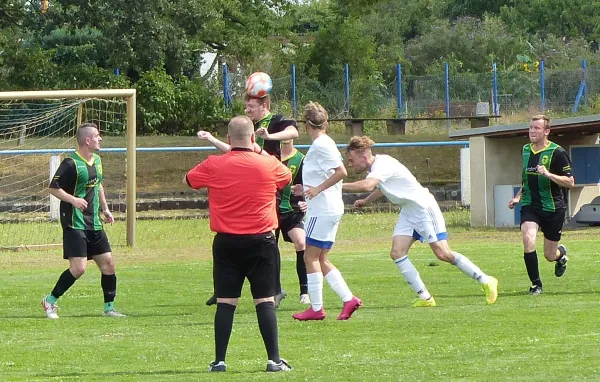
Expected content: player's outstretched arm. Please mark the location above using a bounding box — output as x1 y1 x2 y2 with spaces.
364 189 384 204
197 130 231 153
256 125 298 141
343 178 380 193
304 165 347 199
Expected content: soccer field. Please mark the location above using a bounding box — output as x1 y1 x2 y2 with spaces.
1 211 599 381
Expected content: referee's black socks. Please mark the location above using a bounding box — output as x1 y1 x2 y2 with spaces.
214 303 236 363
524 251 542 287
256 301 280 363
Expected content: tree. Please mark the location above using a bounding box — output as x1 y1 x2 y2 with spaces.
500 0 600 42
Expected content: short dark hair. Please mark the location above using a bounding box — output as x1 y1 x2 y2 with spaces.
76 122 99 145
244 94 271 109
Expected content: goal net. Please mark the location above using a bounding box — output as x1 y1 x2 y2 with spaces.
0 89 136 250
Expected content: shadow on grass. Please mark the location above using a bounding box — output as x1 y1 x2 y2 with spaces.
0 312 206 319
34 368 262 378
435 289 600 299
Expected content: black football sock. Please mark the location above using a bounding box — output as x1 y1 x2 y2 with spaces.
296 250 308 295
214 303 236 363
50 269 78 299
524 251 542 287
256 301 280 363
101 274 117 303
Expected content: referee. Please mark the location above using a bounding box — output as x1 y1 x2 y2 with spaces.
185 116 293 373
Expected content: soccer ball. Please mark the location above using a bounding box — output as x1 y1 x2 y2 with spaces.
245 72 272 99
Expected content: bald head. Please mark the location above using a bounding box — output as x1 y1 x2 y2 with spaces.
227 116 255 148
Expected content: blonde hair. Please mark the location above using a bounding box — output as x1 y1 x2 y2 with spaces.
347 136 375 153
531 114 551 130
303 101 328 130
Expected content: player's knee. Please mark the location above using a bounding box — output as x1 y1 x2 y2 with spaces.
104 259 116 273
522 232 536 247
390 248 408 260
433 249 453 263
98 255 116 274
69 264 86 278
293 240 305 251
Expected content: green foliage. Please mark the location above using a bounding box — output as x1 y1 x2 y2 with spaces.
406 17 526 74
500 0 600 42
175 77 228 135
439 0 511 19
135 67 178 135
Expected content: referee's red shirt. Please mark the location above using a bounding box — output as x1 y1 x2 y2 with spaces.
186 148 292 234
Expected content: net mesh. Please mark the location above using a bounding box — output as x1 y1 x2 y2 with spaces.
0 97 127 249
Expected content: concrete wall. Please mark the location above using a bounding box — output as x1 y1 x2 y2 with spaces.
469 137 487 226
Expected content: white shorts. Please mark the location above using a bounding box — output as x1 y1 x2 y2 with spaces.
305 215 342 249
393 201 447 244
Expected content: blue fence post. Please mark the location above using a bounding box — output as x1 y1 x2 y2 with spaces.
444 62 450 130
291 64 297 119
582 59 588 106
344 63 350 115
396 64 403 117
539 60 545 113
573 59 588 113
492 63 499 116
222 63 230 110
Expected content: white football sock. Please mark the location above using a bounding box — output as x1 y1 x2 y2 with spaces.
307 272 324 312
394 256 432 300
324 268 353 302
452 252 489 284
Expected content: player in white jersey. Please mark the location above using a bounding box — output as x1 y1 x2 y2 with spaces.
291 102 362 321
343 136 498 306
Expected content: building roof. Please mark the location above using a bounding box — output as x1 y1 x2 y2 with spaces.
449 114 600 139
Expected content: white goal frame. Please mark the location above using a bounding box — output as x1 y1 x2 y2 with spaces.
0 89 137 247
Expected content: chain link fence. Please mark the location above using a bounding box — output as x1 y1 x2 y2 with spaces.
222 62 594 120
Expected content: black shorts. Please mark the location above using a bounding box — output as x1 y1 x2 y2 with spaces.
62 228 112 260
278 211 305 243
520 205 566 242
212 232 281 299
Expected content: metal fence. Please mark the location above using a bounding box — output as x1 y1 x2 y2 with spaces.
222 60 593 119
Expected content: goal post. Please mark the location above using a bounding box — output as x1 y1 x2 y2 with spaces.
0 89 137 248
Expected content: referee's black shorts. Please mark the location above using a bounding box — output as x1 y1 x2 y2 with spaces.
520 205 566 242
212 231 281 299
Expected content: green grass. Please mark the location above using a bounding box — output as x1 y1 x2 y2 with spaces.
1 211 600 381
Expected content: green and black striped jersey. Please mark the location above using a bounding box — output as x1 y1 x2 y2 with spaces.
49 152 105 230
279 149 305 214
521 142 572 212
